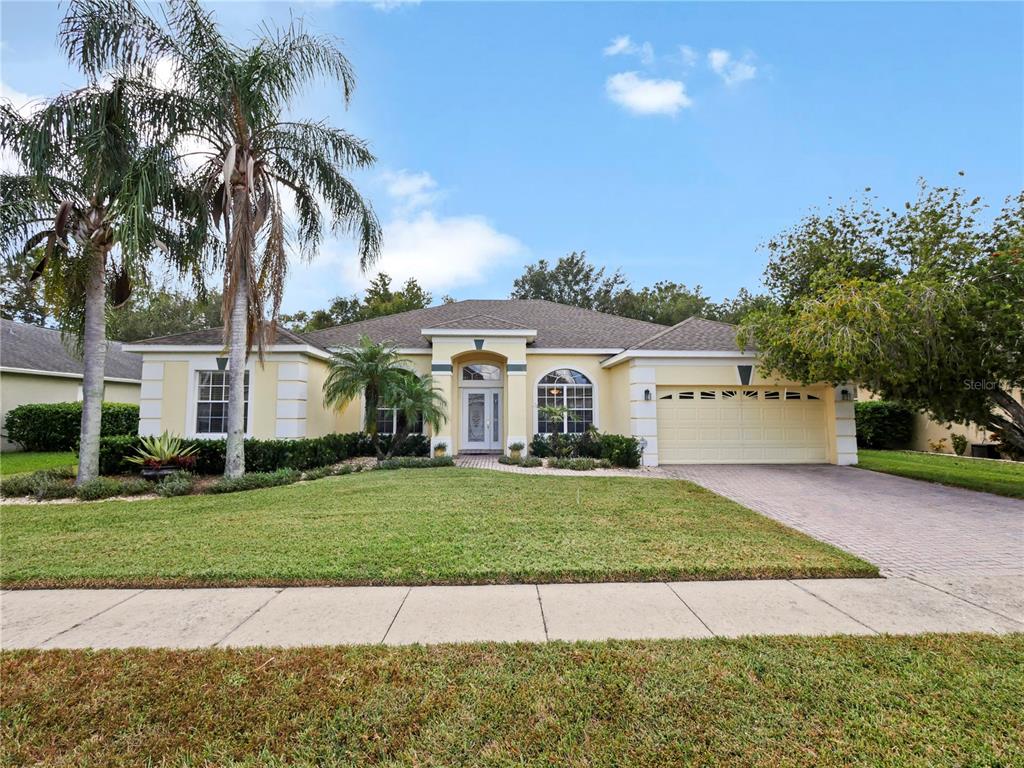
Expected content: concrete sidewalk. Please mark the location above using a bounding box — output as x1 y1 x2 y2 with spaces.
3 575 1021 649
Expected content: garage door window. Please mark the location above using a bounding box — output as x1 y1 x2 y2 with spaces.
537 369 594 434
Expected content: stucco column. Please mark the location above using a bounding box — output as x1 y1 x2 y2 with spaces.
629 363 659 467
829 383 858 465
430 357 454 455
138 361 164 436
275 362 308 439
506 359 528 452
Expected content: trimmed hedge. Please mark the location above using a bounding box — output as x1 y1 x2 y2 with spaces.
855 401 915 449
99 432 429 476
529 431 641 468
4 402 139 451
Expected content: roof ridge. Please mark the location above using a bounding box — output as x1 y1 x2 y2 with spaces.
626 315 697 351
429 312 529 329
525 298 668 329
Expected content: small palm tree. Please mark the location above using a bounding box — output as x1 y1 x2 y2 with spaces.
0 79 208 483
323 336 409 453
383 372 447 459
64 0 383 477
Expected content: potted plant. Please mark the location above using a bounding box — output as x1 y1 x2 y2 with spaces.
433 441 447 458
508 441 525 462
127 432 199 480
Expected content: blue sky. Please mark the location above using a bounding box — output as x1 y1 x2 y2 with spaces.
2 1 1021 315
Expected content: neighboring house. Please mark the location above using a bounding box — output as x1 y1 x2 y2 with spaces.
858 386 1021 455
123 299 857 466
0 319 142 451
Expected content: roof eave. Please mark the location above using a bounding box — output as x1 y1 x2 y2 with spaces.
600 349 757 368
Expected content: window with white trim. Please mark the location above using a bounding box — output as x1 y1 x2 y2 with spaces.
536 369 594 434
196 370 249 434
376 407 424 435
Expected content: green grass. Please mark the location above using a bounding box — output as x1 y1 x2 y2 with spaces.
0 468 875 588
0 451 76 477
3 634 1022 766
856 449 1024 498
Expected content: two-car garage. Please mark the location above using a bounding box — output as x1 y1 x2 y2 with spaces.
656 386 830 464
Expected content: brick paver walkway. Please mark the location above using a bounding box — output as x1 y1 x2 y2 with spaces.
662 465 1024 578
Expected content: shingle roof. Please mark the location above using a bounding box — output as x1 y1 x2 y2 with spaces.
304 300 667 349
0 319 143 380
126 325 323 349
628 316 746 352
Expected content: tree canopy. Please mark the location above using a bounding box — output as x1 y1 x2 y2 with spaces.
740 181 1024 452
282 274 432 332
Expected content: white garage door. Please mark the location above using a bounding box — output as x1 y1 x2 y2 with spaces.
657 387 829 464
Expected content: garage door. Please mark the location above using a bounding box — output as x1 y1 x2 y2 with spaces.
657 387 828 464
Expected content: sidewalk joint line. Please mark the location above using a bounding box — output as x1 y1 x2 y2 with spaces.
535 585 549 641
664 582 715 637
905 575 1024 627
37 588 147 647
214 588 285 647
787 580 879 635
381 587 412 644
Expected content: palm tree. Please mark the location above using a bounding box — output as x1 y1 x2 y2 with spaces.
63 0 383 477
383 372 447 459
0 79 208 483
323 335 408 455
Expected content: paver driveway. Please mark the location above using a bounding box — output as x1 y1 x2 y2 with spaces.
663 464 1024 579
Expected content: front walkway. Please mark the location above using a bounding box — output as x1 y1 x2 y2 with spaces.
662 464 1024 579
3 576 1021 649
454 453 670 477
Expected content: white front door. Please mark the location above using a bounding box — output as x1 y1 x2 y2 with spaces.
461 388 502 451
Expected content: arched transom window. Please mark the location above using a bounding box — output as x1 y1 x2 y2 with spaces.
462 363 501 381
537 369 594 434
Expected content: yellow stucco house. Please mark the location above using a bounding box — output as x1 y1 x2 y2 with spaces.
0 319 142 451
123 299 858 467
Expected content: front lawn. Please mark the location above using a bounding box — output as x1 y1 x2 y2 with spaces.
0 451 76 477
0 468 875 587
3 634 1021 766
856 449 1024 498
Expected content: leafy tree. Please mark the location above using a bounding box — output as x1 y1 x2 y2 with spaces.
322 335 409 456
711 288 774 325
741 182 1024 453
0 77 207 483
608 281 718 326
282 274 432 332
511 251 626 311
0 249 51 326
67 0 383 477
106 287 222 342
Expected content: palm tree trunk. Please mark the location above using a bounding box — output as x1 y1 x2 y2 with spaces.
223 274 248 478
76 247 107 485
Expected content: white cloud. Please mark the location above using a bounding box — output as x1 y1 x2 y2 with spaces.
679 45 698 67
371 0 421 11
339 210 522 293
708 48 757 86
281 169 524 310
382 169 440 214
603 35 654 66
605 71 692 116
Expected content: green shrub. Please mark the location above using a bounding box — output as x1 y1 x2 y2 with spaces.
599 434 641 468
951 433 969 456
0 472 37 497
99 432 428 476
208 469 300 495
498 455 520 465
377 456 454 470
301 466 332 481
508 441 525 452
547 457 598 471
156 472 194 497
520 456 543 468
76 477 155 501
529 431 640 467
855 401 915 449
3 402 139 451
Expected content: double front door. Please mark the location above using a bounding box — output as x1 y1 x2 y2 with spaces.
461 388 502 451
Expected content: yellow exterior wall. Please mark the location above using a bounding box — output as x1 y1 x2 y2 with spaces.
1 371 140 451
159 361 189 435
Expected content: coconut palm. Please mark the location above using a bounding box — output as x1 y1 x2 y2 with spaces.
382 372 447 459
62 0 383 477
0 79 209 483
323 335 408 454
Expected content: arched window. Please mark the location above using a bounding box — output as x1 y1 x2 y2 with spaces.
537 369 594 434
462 363 501 381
